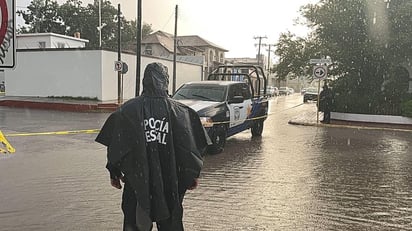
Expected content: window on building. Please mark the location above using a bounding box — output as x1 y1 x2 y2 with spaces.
57 43 65 48
145 45 152 55
209 50 214 63
38 41 46 48
220 53 224 63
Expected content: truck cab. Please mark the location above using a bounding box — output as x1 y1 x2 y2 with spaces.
172 65 269 154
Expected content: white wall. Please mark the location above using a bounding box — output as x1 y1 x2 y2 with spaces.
49 37 86 49
101 52 203 101
5 49 203 102
6 50 101 99
331 112 412 125
17 36 52 49
17 34 87 49
101 51 136 101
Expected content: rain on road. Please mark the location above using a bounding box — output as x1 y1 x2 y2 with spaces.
0 94 411 230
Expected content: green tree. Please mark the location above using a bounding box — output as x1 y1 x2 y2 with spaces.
274 32 305 81
385 0 412 64
58 0 98 47
274 32 324 83
111 20 153 52
18 0 153 51
17 0 65 34
274 0 412 115
82 0 118 49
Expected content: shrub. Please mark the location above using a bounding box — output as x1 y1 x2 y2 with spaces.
401 100 412 117
330 72 409 116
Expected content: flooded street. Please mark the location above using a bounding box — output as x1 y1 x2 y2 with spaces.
1 94 412 230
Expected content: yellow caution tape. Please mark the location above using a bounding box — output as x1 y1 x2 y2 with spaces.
0 102 277 154
209 114 268 125
0 130 16 154
5 129 100 137
0 129 100 154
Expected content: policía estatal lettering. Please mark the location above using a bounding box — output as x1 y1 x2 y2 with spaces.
143 117 169 144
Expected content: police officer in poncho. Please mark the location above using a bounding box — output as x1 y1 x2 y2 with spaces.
96 62 210 231
319 84 333 124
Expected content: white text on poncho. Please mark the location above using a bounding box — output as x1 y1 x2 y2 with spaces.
144 117 169 144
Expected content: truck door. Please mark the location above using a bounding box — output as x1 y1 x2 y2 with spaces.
228 83 252 128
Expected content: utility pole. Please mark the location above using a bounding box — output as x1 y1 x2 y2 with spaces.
135 0 142 96
172 5 178 94
117 4 122 104
266 44 275 76
98 0 101 48
254 36 267 67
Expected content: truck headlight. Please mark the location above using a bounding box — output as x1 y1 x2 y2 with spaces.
200 117 214 128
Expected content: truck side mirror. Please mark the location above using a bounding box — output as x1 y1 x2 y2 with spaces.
228 96 244 104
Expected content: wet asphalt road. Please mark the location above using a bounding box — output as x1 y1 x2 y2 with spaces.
0 94 411 231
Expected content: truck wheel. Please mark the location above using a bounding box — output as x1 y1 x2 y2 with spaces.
251 119 264 137
208 127 227 154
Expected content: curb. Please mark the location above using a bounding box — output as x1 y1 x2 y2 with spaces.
288 120 412 132
0 100 118 112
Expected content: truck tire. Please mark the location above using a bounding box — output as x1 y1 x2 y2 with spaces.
208 127 227 154
251 119 264 137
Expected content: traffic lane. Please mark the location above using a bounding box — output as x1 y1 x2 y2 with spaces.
283 97 412 230
0 134 121 231
1 97 412 230
185 96 322 230
306 127 412 230
183 95 412 230
0 107 110 134
0 108 121 231
0 99 306 231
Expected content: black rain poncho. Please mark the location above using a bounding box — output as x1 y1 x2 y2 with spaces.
96 63 209 230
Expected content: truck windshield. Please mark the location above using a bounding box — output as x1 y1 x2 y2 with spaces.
173 85 226 102
306 88 318 93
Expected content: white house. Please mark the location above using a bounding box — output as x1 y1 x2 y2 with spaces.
16 32 88 49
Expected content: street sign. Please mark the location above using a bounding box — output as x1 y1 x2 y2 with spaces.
309 58 332 64
122 62 128 74
114 61 123 71
313 65 327 79
0 0 16 68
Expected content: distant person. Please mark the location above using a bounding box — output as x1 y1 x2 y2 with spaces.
95 62 210 231
319 84 333 124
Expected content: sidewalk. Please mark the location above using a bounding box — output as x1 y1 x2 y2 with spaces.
0 96 119 112
289 109 412 131
288 109 320 127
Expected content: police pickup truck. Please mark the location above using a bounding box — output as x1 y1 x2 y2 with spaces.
172 65 269 154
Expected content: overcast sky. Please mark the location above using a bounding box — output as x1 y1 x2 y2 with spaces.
16 0 319 58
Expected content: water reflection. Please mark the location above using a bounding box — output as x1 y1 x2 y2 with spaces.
1 102 412 230
184 125 412 230
311 128 412 230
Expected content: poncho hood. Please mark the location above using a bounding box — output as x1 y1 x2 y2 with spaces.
142 62 169 97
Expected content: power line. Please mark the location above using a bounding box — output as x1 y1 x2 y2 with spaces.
161 11 174 31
